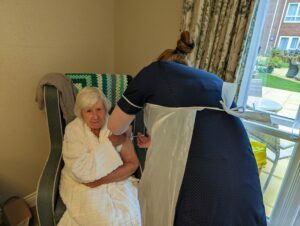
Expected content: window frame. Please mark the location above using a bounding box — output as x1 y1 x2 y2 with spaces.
237 0 300 224
284 3 300 23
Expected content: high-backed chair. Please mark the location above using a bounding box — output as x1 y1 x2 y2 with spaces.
36 73 146 226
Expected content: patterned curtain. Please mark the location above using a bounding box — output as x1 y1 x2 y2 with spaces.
180 0 257 82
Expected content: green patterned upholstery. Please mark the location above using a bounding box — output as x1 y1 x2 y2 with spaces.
37 73 146 226
65 73 132 109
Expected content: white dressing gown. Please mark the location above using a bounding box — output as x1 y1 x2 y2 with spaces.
58 118 141 226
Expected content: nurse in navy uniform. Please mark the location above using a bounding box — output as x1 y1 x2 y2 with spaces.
108 31 267 226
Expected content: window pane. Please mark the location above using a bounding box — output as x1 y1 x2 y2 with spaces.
287 17 295 21
287 4 297 16
297 7 300 16
278 38 288 49
290 38 299 49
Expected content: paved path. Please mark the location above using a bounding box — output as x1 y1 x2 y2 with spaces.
263 87 300 119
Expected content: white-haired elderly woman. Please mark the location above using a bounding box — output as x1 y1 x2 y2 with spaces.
58 87 141 226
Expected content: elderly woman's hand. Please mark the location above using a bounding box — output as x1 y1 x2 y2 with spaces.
83 180 102 188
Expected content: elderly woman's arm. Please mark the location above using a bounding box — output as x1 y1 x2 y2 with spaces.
84 136 139 188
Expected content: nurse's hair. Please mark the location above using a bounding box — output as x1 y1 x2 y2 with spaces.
157 31 194 66
74 87 111 118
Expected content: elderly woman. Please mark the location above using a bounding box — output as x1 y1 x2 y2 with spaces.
58 87 141 226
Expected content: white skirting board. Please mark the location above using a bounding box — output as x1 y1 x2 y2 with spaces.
24 191 36 208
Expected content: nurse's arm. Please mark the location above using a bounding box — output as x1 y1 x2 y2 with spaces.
108 105 135 135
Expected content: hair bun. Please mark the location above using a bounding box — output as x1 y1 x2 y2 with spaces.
176 31 194 54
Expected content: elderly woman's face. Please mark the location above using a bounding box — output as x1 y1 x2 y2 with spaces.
81 100 106 130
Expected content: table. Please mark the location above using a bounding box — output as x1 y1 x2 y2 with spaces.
247 96 283 113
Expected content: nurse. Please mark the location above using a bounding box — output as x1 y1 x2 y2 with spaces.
108 31 267 226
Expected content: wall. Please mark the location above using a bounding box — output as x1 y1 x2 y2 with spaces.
268 0 286 51
114 0 183 75
259 0 280 54
0 0 183 204
0 0 114 203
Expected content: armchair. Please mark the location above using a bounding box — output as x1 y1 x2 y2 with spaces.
36 73 146 226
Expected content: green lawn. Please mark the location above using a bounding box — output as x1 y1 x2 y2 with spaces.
258 73 300 92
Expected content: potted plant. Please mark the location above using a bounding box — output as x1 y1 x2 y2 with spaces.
283 49 300 78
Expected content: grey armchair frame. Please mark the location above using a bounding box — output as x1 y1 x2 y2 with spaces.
37 86 65 225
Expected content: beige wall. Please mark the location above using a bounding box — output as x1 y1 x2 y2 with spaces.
114 0 183 75
0 0 182 203
0 0 114 203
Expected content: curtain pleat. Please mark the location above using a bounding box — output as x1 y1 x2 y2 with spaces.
180 0 257 82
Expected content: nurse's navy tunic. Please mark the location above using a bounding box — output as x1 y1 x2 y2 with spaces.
117 61 267 226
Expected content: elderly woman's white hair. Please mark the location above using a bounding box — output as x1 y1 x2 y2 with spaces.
74 87 111 118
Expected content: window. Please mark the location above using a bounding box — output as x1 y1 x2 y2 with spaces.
278 37 289 49
278 36 300 50
290 38 299 49
284 3 300 22
237 0 300 224
290 37 300 49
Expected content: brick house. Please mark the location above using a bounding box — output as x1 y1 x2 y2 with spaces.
260 0 300 54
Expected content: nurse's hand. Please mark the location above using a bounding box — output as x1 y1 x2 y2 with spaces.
137 132 151 148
